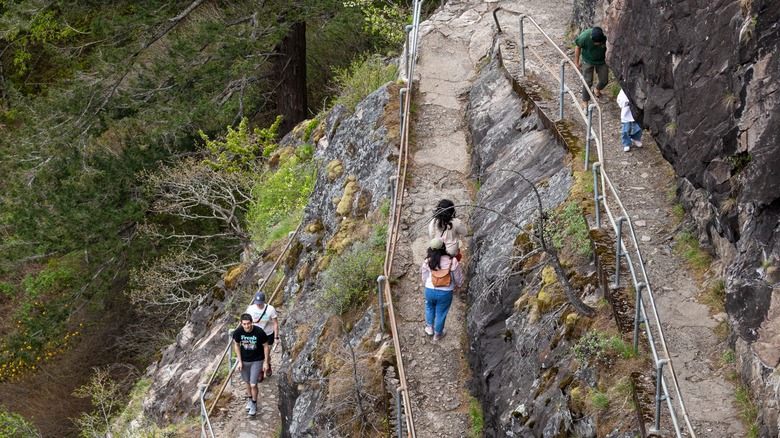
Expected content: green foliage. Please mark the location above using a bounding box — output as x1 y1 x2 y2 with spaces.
573 330 634 366
675 229 712 271
319 240 383 314
0 255 85 383
73 367 125 438
343 0 410 49
672 203 686 223
549 202 592 258
248 160 317 248
201 117 281 173
333 55 399 112
722 349 736 364
0 404 40 438
469 398 484 438
735 384 759 434
590 391 610 410
303 118 320 142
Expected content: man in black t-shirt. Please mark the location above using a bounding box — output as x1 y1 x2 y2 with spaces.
232 313 269 416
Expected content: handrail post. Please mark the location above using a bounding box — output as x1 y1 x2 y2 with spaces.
614 217 626 288
404 25 413 77
492 7 503 33
199 383 213 438
227 329 235 385
592 162 602 228
585 104 595 169
633 282 646 351
399 88 408 128
518 15 526 76
397 387 404 438
558 60 565 120
378 275 387 331
652 359 670 434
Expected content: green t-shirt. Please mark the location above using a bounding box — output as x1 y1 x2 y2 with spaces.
575 29 607 65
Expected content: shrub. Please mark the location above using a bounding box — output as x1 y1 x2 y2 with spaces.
332 55 398 112
590 391 610 410
319 240 383 314
0 405 40 437
248 160 317 249
550 201 592 258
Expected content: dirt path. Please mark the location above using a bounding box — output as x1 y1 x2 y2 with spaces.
495 0 745 436
211 328 283 438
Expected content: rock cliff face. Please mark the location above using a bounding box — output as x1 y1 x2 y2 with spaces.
604 0 780 435
466 53 606 437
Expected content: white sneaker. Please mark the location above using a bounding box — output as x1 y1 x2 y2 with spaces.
424 326 434 336
632 140 643 147
245 398 253 411
248 401 257 416
623 145 631 152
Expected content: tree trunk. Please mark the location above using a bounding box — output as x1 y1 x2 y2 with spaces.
274 21 307 135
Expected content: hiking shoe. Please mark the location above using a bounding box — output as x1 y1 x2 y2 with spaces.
258 371 264 383
433 330 447 341
593 88 602 98
265 365 272 377
623 145 631 152
632 140 643 147
248 401 257 416
245 397 254 412
424 326 434 336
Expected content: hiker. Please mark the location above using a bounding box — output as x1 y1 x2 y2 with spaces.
616 89 643 152
421 237 464 341
245 291 279 379
428 199 467 261
573 26 608 109
233 313 269 416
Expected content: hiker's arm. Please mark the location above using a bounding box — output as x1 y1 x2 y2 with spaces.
233 341 243 371
574 46 581 69
263 343 270 371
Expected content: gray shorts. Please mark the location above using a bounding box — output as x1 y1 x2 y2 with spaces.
240 361 262 384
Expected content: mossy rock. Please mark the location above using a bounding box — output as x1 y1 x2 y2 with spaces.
336 178 360 217
306 218 324 234
325 159 344 182
314 254 333 274
564 312 579 337
297 263 311 282
514 292 533 310
224 263 247 290
285 241 303 271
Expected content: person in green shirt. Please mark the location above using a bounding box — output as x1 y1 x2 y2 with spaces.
574 27 608 109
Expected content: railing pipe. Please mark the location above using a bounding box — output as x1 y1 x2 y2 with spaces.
199 384 215 438
653 359 670 433
592 162 602 228
399 89 408 125
614 216 626 288
558 60 565 120
633 282 646 351
585 104 595 169
227 329 235 385
518 16 526 76
397 387 404 438
378 276 387 331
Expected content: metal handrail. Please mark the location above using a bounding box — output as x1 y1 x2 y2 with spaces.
198 223 303 435
375 1 427 437
493 9 696 437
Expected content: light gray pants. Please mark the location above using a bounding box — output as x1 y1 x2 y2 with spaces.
582 62 609 102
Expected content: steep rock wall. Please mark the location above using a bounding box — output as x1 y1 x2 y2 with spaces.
605 0 780 435
466 52 608 437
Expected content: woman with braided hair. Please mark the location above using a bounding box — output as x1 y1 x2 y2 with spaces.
427 199 467 261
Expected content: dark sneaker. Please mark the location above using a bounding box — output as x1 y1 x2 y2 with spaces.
258 371 264 383
266 365 272 377
433 330 447 341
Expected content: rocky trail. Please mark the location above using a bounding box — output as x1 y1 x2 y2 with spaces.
209 0 745 437
494 0 745 436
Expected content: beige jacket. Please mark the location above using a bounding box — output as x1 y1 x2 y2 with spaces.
428 217 467 256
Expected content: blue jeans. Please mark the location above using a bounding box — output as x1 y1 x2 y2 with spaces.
621 121 642 147
425 288 453 334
